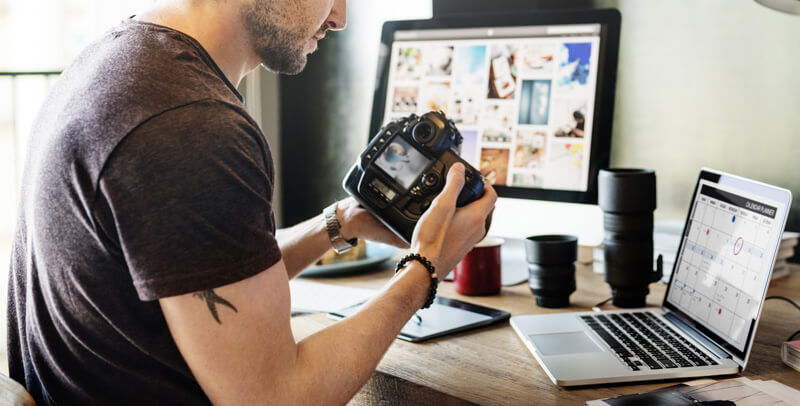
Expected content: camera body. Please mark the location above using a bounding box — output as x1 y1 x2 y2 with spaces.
343 111 485 244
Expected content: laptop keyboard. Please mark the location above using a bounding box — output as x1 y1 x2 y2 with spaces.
580 312 718 372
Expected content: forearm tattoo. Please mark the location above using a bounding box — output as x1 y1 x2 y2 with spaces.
193 289 238 324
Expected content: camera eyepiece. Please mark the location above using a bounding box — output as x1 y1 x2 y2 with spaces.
412 122 436 144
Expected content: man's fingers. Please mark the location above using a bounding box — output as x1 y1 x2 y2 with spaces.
415 164 466 240
432 163 466 211
477 184 498 216
457 182 497 214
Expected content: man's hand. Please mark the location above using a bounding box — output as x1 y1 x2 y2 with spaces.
338 197 408 248
277 197 406 278
411 163 497 278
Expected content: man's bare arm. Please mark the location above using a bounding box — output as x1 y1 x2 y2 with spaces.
275 211 332 278
160 258 430 405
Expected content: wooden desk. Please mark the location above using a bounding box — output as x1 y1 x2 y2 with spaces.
291 258 800 405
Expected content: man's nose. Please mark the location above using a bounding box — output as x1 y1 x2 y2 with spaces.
326 0 347 31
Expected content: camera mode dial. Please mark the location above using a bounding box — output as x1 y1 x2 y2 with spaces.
421 172 440 189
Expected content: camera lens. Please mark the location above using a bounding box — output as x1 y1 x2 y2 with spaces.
598 169 662 308
412 122 436 144
603 212 653 240
524 235 577 308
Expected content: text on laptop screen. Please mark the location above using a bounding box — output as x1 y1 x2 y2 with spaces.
667 180 784 352
383 24 601 192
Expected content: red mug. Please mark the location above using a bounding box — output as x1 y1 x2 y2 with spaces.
453 237 503 296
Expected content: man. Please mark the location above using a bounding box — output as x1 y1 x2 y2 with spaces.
7 0 497 404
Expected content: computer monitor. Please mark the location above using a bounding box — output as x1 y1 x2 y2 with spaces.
370 9 621 244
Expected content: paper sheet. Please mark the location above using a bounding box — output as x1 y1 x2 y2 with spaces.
289 279 377 313
745 379 800 404
588 378 799 406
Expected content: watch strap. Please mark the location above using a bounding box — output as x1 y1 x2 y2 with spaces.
324 202 358 254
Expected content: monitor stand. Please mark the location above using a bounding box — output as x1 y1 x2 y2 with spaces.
489 197 604 245
488 197 604 286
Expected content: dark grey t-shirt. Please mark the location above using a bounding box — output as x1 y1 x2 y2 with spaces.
7 20 282 405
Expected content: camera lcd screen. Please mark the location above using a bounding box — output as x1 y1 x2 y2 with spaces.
375 137 431 190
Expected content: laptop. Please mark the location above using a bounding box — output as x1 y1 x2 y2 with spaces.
510 168 792 386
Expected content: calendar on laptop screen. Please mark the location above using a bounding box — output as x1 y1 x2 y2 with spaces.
667 181 783 352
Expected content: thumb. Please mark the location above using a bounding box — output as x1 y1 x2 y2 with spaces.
432 163 466 210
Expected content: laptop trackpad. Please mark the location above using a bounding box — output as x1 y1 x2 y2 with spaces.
530 332 602 356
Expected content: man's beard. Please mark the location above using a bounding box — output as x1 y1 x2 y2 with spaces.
240 0 314 75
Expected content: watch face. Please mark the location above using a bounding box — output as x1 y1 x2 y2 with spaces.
332 237 356 254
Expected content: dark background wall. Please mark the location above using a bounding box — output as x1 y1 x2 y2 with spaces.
279 30 358 226
432 0 595 15
279 0 800 262
279 1 404 226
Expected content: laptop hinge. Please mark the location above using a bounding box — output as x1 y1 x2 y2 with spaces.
663 310 731 360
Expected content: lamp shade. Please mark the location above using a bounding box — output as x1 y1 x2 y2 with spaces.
755 0 800 14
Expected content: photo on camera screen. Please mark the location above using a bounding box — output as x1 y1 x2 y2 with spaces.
375 137 431 190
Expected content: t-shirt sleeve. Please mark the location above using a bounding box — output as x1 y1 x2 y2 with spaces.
96 100 282 301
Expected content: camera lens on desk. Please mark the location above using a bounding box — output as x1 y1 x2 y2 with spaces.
598 169 663 308
524 235 578 308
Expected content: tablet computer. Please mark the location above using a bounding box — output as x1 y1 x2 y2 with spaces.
329 297 510 342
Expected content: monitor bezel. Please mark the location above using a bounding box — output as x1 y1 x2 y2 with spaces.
662 168 792 367
369 8 621 204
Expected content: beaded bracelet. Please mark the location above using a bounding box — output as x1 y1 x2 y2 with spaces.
395 253 438 309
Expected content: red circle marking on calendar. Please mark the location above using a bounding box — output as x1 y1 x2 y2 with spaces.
733 237 744 255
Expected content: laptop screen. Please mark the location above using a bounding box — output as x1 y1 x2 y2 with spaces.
665 172 789 358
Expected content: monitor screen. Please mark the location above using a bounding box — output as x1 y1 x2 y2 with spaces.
380 23 602 192
666 176 787 355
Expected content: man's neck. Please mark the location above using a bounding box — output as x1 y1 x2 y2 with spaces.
137 1 260 87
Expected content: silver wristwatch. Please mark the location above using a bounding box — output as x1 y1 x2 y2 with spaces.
323 202 358 254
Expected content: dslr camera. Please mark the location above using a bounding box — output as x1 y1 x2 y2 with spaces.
343 111 486 244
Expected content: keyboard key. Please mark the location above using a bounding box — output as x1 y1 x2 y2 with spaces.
580 312 720 372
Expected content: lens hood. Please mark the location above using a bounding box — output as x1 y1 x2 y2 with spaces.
524 235 578 266
598 169 656 213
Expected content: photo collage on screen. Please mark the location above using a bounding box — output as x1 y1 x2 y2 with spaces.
383 33 600 192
